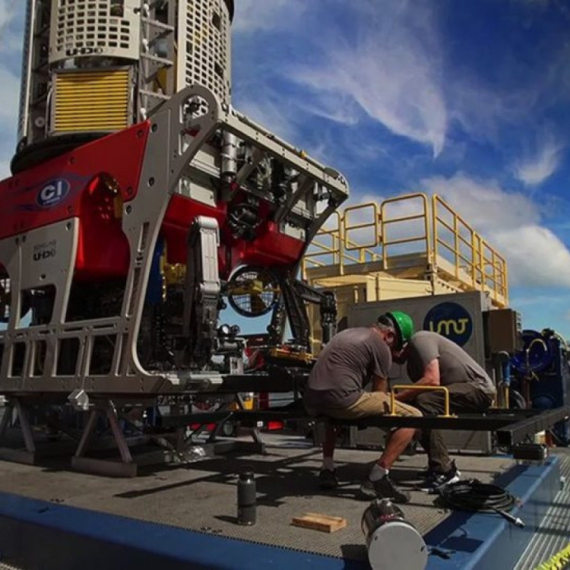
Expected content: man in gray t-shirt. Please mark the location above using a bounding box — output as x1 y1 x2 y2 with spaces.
304 326 393 410
303 313 422 504
397 330 496 489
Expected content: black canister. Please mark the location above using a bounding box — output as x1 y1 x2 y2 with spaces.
237 470 257 526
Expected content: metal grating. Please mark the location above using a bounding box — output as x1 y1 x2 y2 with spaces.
178 0 232 104
49 0 141 63
514 449 570 570
52 69 130 133
0 435 513 562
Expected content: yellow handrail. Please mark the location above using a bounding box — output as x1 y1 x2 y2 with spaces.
302 192 509 307
381 193 431 269
390 385 456 418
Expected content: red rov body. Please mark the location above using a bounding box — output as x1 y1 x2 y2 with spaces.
1 122 305 284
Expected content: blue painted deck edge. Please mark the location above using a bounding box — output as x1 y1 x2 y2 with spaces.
0 491 368 570
425 455 561 570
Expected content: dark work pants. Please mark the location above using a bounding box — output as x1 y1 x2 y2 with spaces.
413 383 494 473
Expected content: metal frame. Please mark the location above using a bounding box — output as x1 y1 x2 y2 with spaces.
0 84 348 398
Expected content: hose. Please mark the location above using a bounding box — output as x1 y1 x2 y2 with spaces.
439 479 524 528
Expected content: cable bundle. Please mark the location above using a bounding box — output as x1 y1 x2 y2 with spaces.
439 479 524 527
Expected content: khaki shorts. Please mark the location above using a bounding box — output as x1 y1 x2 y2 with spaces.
306 391 422 419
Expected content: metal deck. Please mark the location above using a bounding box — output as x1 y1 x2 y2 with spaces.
0 432 516 565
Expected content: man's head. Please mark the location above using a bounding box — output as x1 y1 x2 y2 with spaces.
373 311 414 356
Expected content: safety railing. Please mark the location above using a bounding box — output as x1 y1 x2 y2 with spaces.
302 192 509 306
432 196 508 305
302 193 429 275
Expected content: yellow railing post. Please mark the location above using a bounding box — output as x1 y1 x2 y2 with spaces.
390 385 456 418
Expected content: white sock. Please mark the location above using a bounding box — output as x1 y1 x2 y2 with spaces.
323 457 335 472
369 464 389 482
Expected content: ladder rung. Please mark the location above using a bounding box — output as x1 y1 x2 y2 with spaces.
139 89 170 101
140 53 174 66
141 17 175 33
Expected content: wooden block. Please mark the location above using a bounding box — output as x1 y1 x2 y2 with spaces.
291 512 347 533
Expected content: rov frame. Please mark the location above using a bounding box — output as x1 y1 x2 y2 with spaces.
0 84 348 399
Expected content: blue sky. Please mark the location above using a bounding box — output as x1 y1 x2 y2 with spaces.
231 0 570 338
1 1 570 337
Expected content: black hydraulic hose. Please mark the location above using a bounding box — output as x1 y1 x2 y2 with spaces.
439 479 524 527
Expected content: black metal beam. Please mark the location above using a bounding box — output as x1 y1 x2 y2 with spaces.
218 370 308 393
154 405 570 449
496 405 570 447
233 410 525 431
157 411 235 428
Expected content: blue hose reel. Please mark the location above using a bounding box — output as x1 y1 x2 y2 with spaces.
510 330 555 374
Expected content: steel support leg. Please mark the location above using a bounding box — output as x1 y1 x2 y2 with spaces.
74 409 99 458
0 399 37 464
0 401 12 442
14 400 36 454
72 401 137 477
106 404 133 464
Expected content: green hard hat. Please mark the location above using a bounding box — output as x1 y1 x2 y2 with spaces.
386 311 414 348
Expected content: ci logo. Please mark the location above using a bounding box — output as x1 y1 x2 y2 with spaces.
423 302 473 346
37 179 70 208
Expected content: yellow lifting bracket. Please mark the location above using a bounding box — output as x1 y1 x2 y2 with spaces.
389 385 456 418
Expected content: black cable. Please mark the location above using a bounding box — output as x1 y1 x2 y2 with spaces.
439 479 524 527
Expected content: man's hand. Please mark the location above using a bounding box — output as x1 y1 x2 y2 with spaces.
396 358 440 401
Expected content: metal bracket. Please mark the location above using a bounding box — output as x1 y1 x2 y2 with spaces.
182 216 221 368
68 389 90 412
72 401 137 478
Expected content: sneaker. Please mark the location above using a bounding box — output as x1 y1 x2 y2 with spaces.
418 462 461 493
360 474 411 504
318 469 338 490
419 467 436 481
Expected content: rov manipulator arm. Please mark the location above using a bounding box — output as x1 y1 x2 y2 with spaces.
278 276 338 351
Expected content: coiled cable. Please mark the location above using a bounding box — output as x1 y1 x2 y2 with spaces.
439 479 524 527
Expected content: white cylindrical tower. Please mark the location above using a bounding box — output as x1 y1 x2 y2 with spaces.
13 0 235 172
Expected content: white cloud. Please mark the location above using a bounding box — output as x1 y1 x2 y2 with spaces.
233 0 306 34
419 173 570 288
492 225 570 287
289 2 447 157
514 136 565 186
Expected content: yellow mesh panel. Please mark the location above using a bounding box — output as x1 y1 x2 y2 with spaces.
54 70 130 133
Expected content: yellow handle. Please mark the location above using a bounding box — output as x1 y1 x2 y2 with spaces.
390 385 456 418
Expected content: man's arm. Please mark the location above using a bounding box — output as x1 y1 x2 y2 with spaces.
372 375 389 393
396 358 440 402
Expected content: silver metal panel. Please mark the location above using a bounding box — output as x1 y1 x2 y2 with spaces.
177 0 232 104
514 449 570 569
49 0 141 63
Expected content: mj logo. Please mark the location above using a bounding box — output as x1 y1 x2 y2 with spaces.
423 302 473 346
